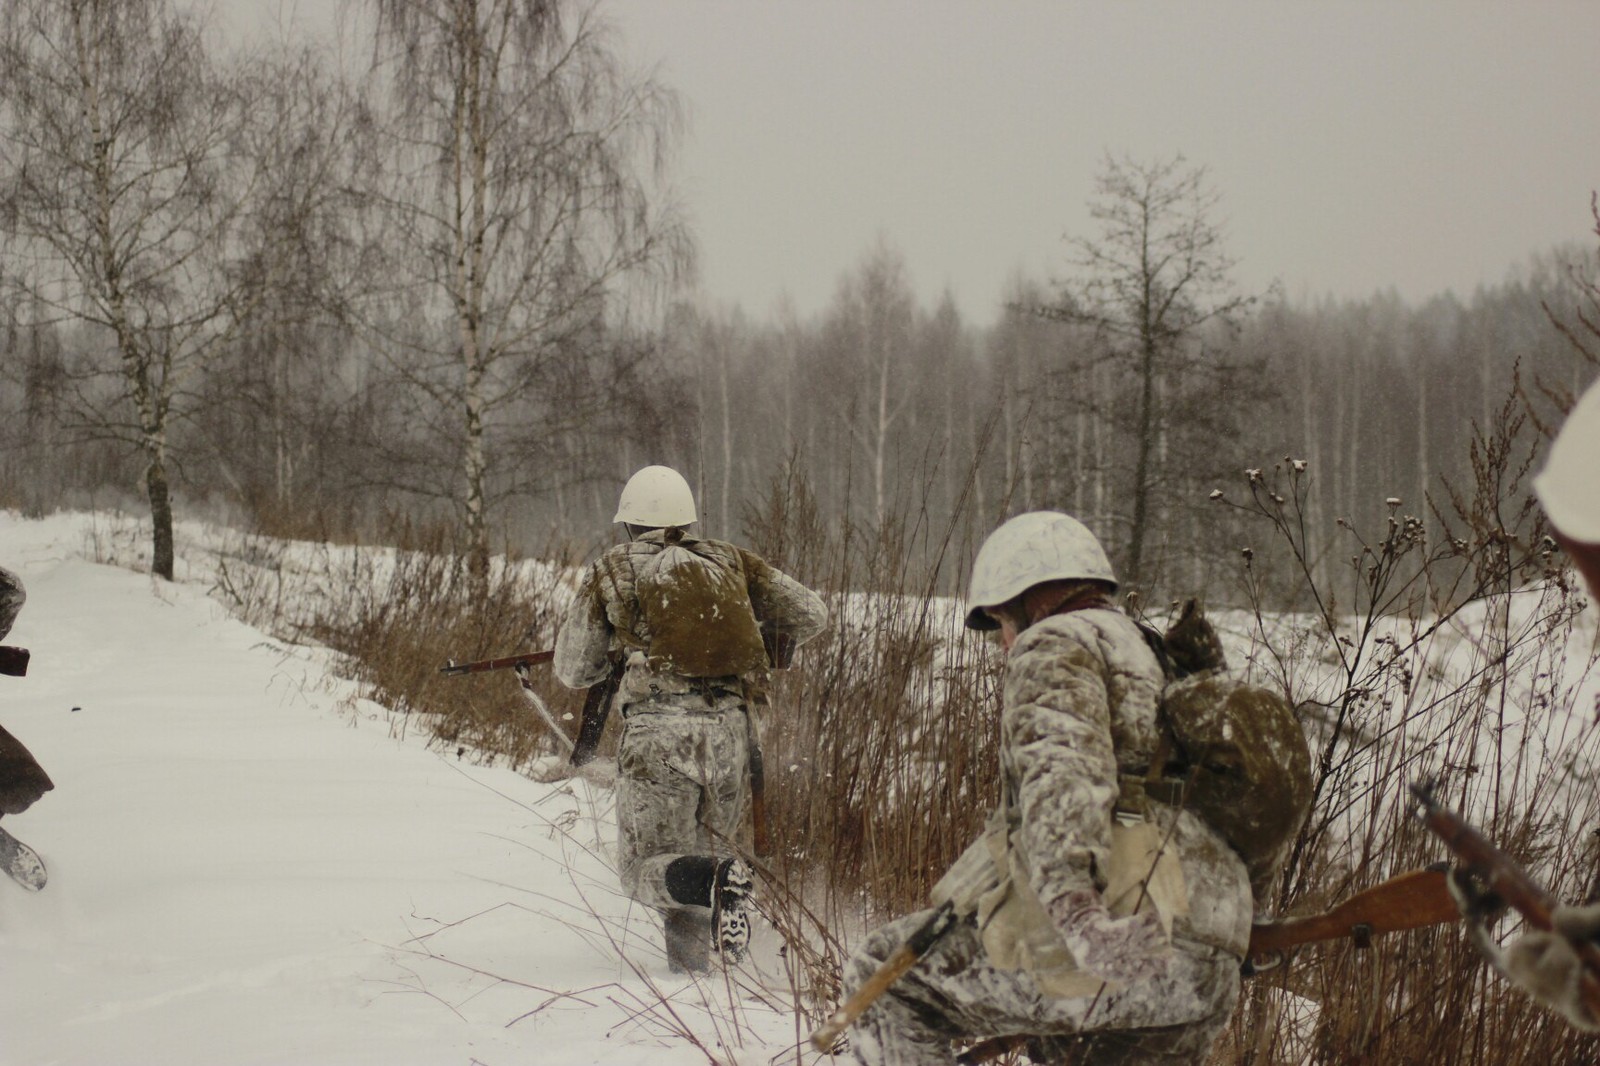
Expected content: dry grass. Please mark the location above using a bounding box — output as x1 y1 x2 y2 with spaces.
198 386 1600 1064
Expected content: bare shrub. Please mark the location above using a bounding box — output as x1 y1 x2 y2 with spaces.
1212 391 1600 1065
195 371 1600 1063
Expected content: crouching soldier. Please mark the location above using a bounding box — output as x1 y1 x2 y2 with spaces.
554 465 828 973
842 512 1252 1065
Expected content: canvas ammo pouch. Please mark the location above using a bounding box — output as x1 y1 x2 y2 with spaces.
631 534 768 679
931 789 1189 998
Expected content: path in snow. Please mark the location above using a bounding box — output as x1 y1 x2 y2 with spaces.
0 513 812 1066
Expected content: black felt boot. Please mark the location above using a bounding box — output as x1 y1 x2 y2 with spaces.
664 908 711 973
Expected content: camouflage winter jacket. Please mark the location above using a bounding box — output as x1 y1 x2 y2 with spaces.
997 607 1253 959
0 566 23 642
553 530 828 710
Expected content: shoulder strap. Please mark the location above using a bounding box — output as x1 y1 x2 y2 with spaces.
597 547 646 652
1134 619 1178 682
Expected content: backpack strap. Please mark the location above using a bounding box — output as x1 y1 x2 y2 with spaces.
1128 618 1192 815
1134 618 1178 682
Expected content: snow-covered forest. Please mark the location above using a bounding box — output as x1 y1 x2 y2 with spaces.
5 2 1600 1064
1 1 1596 599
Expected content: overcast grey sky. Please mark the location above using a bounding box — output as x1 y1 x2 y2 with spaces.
226 1 1600 326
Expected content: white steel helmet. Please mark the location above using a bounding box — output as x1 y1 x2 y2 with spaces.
965 511 1117 630
1535 378 1600 543
613 465 697 527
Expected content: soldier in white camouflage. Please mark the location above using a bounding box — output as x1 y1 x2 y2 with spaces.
843 512 1252 1065
554 466 828 973
1535 376 1600 603
0 566 22 642
1472 376 1600 1030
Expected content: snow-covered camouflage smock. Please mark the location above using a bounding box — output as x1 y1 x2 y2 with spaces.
554 530 826 923
845 606 1252 1066
0 566 23 642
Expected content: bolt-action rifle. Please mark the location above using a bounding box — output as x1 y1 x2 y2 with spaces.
1245 864 1460 968
439 649 620 766
810 901 960 1053
1412 781 1600 1020
438 650 554 676
811 866 1464 1057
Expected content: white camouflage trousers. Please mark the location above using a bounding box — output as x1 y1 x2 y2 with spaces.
845 910 1239 1066
615 700 749 914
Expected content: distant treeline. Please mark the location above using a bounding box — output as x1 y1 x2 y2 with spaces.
4 239 1593 600
0 1 1594 605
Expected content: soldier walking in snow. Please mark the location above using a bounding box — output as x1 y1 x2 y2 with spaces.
841 512 1255 1065
553 465 828 973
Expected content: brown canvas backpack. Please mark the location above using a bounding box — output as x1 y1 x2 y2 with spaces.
1141 601 1314 897
632 532 769 679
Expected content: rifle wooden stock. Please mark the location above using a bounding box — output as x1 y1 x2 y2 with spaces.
569 661 623 768
1248 867 1459 957
1412 783 1600 1017
944 867 1453 977
811 901 959 1053
0 646 28 677
747 719 769 857
438 650 555 676
441 650 617 769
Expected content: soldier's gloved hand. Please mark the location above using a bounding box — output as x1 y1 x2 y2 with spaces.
1553 902 1600 943
1050 890 1171 985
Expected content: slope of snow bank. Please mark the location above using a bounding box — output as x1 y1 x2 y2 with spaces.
0 513 811 1066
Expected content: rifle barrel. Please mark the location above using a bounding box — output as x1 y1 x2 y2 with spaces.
1412 784 1600 1017
439 650 555 676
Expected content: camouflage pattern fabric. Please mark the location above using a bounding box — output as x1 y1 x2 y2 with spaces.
553 529 826 967
615 701 749 913
846 913 1239 1066
0 566 24 642
991 609 1252 960
554 529 828 701
0 568 49 816
845 607 1252 1065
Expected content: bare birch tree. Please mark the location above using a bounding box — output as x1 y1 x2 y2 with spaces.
0 0 274 579
827 239 916 529
361 0 691 576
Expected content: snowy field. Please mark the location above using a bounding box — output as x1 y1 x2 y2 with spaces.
0 512 821 1066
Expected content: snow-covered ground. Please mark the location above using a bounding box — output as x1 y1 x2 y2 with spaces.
0 512 820 1066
